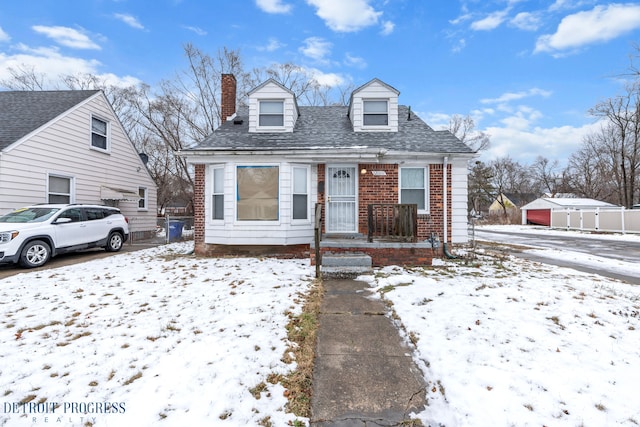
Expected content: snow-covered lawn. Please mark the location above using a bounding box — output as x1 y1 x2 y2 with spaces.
0 243 313 427
361 253 640 426
1 238 639 426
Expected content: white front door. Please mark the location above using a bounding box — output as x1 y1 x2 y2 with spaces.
326 165 357 233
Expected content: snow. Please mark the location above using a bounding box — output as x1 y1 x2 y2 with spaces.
1 234 639 426
0 243 313 427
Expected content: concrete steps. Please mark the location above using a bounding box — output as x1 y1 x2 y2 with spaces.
321 252 373 279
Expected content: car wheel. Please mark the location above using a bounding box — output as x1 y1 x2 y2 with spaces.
19 240 51 268
105 232 124 252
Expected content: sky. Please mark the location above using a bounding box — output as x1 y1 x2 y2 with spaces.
1 1 640 166
0 231 638 426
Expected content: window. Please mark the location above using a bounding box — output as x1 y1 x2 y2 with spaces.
237 166 279 221
212 167 224 220
138 187 147 210
85 208 105 220
58 208 83 222
259 101 284 127
363 100 388 126
91 117 108 150
400 167 427 211
292 167 308 220
48 175 73 204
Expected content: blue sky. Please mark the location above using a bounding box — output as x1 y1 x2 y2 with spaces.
1 1 640 165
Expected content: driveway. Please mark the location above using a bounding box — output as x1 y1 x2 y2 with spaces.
474 227 640 285
0 241 163 280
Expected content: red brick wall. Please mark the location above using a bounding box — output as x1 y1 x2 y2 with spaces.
194 164 205 251
352 163 452 242
310 246 436 267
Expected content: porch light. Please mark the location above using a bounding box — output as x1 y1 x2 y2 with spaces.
360 167 367 175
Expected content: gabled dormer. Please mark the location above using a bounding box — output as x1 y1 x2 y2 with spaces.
248 79 299 133
348 78 400 132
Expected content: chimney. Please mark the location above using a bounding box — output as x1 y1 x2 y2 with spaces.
221 74 237 124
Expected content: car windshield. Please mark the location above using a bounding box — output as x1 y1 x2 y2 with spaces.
0 207 60 223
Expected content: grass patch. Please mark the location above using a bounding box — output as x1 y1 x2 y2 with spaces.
279 279 323 418
123 371 142 386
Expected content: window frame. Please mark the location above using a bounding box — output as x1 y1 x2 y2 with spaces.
212 166 225 221
363 99 389 126
258 100 285 128
47 173 75 204
292 166 310 222
90 115 110 152
235 165 280 223
399 167 429 214
138 187 148 211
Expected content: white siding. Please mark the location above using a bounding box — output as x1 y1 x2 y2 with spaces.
0 93 157 233
203 160 316 245
248 82 298 133
349 80 399 132
450 159 469 244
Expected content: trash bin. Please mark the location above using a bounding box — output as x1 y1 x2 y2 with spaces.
168 220 184 241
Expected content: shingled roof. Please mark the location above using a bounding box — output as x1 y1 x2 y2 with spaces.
189 105 473 155
0 90 99 150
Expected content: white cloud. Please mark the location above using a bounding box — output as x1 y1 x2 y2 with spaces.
535 4 640 54
344 53 367 69
0 26 10 42
471 9 509 31
299 37 332 62
32 25 100 50
306 0 382 32
510 12 541 31
482 121 599 164
0 44 140 89
306 69 344 87
381 20 395 35
256 0 292 14
114 13 145 30
258 37 284 52
481 88 553 105
183 26 207 36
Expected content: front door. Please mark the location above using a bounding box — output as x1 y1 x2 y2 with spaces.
326 165 357 233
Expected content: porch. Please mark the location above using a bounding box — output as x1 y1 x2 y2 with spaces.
311 203 442 277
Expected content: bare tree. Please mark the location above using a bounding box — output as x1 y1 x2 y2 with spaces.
488 157 532 220
589 82 640 208
0 65 47 90
448 114 490 152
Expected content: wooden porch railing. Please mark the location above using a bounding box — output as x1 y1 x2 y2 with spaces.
314 202 322 279
367 204 418 243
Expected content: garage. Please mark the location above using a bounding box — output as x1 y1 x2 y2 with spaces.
521 197 619 227
526 209 550 226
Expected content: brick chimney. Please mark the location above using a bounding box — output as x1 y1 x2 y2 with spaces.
220 74 237 123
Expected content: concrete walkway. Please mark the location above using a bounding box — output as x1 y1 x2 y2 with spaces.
310 279 427 426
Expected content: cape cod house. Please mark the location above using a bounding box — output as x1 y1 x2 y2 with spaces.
0 90 157 239
182 75 475 267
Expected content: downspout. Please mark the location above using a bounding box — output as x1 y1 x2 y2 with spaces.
442 156 457 259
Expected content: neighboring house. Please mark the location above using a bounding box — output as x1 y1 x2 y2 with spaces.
181 75 475 266
521 197 619 226
0 90 157 240
488 193 537 217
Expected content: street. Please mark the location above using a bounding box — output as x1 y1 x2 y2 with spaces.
474 227 640 285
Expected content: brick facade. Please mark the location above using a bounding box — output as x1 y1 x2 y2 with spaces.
317 162 453 242
193 163 205 253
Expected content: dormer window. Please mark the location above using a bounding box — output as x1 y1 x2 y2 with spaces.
363 100 388 126
259 100 284 127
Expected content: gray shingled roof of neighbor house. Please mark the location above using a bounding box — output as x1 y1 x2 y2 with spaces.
188 105 475 154
0 90 99 150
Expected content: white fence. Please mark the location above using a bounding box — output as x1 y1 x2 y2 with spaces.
550 208 640 234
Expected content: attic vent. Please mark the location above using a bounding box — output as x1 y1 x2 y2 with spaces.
233 118 244 125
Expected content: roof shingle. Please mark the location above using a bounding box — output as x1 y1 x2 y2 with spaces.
0 90 99 150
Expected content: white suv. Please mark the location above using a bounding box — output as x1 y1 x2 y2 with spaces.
0 204 129 268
